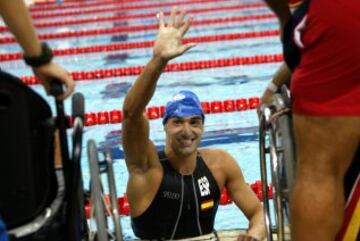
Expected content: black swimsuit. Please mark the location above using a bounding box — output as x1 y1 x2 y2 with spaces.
131 151 220 240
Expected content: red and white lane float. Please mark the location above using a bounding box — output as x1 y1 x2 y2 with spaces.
20 54 283 85
80 97 260 127
0 13 276 44
28 0 260 19
58 96 260 128
22 3 268 29
0 30 279 61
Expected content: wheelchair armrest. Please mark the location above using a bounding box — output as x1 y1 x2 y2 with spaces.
67 117 88 240
8 170 65 238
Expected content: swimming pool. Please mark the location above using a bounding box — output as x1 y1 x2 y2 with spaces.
0 0 281 239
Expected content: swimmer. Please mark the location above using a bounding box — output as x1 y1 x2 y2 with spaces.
122 7 265 241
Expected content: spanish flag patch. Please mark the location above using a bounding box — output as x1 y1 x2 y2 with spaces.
201 199 214 211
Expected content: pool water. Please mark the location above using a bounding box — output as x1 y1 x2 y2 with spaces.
0 0 281 239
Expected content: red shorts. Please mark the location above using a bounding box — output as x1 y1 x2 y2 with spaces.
291 0 360 116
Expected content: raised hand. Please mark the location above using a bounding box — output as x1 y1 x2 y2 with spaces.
153 7 196 62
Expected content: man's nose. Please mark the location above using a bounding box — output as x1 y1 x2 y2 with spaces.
181 123 192 135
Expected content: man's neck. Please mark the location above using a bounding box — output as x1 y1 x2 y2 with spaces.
164 147 198 175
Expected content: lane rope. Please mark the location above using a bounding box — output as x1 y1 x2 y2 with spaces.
30 0 160 12
21 54 283 84
0 13 275 44
0 30 279 61
78 96 260 126
0 3 268 31
29 0 230 19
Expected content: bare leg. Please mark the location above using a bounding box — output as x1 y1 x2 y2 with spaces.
291 116 360 241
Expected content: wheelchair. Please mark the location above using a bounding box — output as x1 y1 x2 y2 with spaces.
0 72 87 241
258 86 295 241
0 71 123 241
0 70 88 241
86 140 123 241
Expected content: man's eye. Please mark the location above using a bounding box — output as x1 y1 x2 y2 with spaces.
191 119 201 125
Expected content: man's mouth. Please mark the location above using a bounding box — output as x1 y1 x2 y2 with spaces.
178 138 195 147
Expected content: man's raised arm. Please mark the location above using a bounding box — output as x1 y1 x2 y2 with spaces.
122 7 196 172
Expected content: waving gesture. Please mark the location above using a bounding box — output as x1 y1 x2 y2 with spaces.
153 7 196 61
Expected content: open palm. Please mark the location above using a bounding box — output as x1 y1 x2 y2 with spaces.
153 7 196 61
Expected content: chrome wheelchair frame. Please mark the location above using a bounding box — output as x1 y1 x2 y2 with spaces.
258 86 295 241
87 140 123 241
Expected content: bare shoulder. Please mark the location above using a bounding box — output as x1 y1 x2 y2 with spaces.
199 148 240 190
200 148 235 164
200 148 242 175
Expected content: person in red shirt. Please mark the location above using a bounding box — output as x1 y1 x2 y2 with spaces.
262 0 360 240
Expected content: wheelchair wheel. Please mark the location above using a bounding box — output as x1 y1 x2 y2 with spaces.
259 111 274 241
87 140 109 241
259 87 295 241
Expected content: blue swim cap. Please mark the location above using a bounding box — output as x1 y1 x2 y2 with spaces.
162 90 205 125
